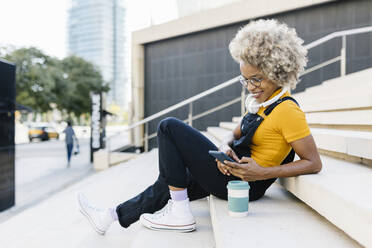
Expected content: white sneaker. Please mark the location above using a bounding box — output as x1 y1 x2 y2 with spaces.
140 199 196 232
77 193 113 235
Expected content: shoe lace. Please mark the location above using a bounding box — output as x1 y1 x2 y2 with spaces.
154 200 173 219
81 195 103 212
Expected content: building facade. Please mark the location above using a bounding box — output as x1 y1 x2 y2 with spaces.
68 0 127 108
130 0 372 150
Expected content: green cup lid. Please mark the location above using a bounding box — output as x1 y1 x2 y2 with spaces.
227 180 250 190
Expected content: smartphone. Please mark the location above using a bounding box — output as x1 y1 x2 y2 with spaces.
208 150 235 164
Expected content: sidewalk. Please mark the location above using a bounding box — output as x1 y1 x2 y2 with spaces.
0 150 160 247
0 139 93 223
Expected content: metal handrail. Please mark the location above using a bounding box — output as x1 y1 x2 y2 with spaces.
304 25 372 50
126 76 240 130
143 97 242 145
107 25 372 153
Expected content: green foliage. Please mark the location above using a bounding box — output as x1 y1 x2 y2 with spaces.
59 56 109 117
4 47 57 113
2 47 109 117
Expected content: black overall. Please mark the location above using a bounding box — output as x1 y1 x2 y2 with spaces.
116 96 299 228
232 96 299 160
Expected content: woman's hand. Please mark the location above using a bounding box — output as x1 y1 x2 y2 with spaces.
215 144 240 176
223 157 269 181
215 159 230 176
218 144 239 161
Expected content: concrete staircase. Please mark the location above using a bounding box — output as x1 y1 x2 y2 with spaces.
204 127 369 248
203 67 372 248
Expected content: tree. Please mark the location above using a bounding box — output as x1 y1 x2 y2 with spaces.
4 47 58 113
2 47 109 120
58 55 109 118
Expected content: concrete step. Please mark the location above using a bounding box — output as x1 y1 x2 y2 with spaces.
209 183 361 248
94 150 138 170
311 128 372 160
300 80 371 102
219 122 236 131
232 116 242 123
107 131 131 152
130 198 215 248
206 127 232 143
297 93 372 113
110 152 139 165
279 155 372 248
201 131 221 147
294 68 372 111
306 109 372 125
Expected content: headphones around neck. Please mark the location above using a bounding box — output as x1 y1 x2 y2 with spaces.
245 87 288 114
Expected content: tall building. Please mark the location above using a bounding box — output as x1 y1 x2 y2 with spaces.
67 0 127 109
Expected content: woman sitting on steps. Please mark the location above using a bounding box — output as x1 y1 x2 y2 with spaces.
77 19 322 234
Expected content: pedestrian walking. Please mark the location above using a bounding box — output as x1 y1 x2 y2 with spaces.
63 121 77 168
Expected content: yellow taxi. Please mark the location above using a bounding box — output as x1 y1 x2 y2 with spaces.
28 125 59 142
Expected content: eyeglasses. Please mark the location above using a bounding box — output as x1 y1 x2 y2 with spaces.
239 75 263 88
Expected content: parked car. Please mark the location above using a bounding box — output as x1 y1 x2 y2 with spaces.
28 125 59 142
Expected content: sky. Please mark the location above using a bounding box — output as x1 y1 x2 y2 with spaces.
0 0 70 58
0 0 178 59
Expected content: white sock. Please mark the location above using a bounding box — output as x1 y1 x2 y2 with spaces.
170 189 188 201
109 208 118 221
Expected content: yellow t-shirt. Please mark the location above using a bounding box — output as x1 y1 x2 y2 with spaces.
245 88 311 167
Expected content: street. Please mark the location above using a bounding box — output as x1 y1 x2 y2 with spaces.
0 138 94 223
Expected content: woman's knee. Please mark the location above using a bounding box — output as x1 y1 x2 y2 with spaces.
157 117 182 135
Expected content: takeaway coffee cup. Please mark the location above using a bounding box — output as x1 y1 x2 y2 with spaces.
227 180 250 217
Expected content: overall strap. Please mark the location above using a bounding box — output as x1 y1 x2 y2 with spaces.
263 96 299 116
263 96 300 165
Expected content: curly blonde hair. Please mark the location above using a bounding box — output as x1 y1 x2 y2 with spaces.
229 19 307 89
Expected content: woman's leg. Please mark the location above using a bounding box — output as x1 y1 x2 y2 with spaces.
66 143 73 166
154 117 274 201
135 117 234 232
156 117 238 199
116 178 170 228
116 117 218 228
79 117 272 234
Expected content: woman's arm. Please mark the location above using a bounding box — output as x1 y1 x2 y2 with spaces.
223 134 322 181
265 134 322 178
216 121 242 174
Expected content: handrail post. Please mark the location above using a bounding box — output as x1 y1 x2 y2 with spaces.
188 103 193 127
241 87 246 115
144 123 149 152
341 35 346 76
